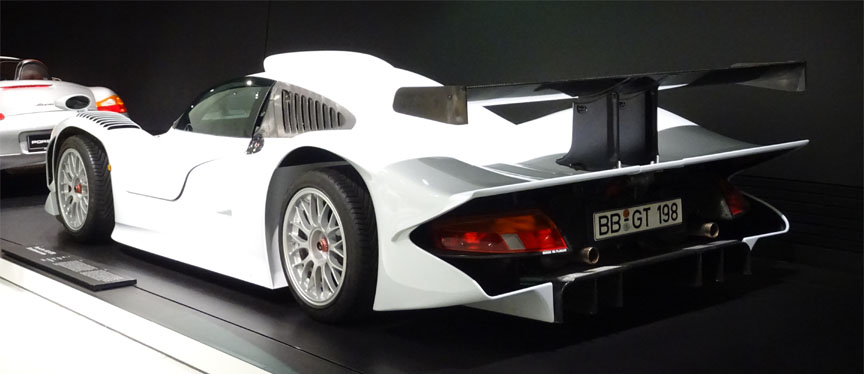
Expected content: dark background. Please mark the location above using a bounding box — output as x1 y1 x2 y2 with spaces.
2 1 861 263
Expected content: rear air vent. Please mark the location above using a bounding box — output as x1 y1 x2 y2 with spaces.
282 87 354 135
76 111 140 130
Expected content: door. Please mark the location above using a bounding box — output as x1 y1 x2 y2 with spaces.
124 77 274 200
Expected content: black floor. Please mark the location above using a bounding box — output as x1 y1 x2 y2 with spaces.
1 170 862 374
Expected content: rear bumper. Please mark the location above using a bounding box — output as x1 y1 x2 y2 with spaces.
0 111 74 170
0 152 45 170
546 240 750 321
469 239 751 323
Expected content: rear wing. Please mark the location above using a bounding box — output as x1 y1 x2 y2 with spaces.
393 61 805 171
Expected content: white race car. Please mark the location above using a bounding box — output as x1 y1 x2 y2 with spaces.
44 51 807 323
0 57 126 170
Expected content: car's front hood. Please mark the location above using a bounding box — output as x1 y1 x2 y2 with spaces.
0 80 95 116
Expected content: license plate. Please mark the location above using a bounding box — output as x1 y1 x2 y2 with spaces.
593 198 683 240
27 134 51 152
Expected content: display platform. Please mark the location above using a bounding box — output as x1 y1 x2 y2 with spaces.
1 174 861 374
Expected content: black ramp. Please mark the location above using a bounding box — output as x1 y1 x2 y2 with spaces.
0 174 861 374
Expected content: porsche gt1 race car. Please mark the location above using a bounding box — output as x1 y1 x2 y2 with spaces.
44 51 807 323
0 57 126 170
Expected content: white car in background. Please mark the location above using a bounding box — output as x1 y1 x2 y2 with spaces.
0 57 126 170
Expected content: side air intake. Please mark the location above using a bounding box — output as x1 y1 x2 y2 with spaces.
282 86 355 135
76 111 140 130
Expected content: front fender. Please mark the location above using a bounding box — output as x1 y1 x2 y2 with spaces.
46 112 150 213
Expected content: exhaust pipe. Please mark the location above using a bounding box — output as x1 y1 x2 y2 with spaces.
578 246 599 265
692 222 720 239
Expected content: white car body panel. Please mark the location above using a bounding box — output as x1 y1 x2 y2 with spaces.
0 80 97 116
44 51 807 322
0 110 79 169
0 66 124 170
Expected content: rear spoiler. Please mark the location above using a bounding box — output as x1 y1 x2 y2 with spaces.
393 61 806 171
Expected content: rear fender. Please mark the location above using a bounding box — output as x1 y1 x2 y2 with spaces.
87 86 119 102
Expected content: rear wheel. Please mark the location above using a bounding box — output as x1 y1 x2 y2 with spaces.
279 168 377 322
55 135 114 242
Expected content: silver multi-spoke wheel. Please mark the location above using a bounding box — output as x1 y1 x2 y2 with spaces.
282 187 347 307
279 169 376 322
54 135 114 242
57 148 90 231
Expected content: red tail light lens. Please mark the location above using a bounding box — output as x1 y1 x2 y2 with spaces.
717 178 749 217
433 211 567 254
96 95 127 113
1 84 52 90
0 113 4 121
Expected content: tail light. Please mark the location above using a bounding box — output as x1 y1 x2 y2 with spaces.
1 84 53 90
96 95 127 113
717 178 749 218
0 113 4 121
432 210 567 254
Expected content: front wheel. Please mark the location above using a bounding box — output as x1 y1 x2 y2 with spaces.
279 168 377 322
55 135 114 242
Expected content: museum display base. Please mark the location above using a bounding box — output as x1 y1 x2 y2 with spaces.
1 192 861 374
2 241 136 290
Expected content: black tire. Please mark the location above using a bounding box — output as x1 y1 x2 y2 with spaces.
55 135 114 242
278 168 377 323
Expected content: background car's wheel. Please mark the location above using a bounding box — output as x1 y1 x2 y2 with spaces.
279 168 377 322
55 135 114 242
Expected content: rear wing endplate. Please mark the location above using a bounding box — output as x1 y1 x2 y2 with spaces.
393 61 805 171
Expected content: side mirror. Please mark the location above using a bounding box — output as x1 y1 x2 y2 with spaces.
246 133 264 154
54 94 91 111
172 114 194 132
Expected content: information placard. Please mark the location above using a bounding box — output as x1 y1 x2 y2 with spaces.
1 241 136 290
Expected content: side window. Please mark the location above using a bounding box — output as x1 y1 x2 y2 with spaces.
175 77 274 138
